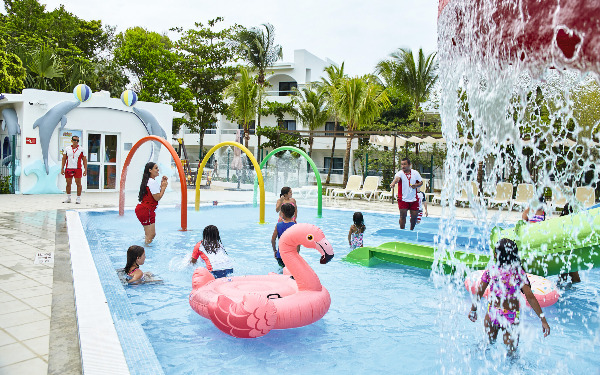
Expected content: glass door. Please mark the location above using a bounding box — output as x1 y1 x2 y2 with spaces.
86 133 119 191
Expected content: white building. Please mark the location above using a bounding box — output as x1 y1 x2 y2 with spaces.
0 89 179 194
174 49 357 184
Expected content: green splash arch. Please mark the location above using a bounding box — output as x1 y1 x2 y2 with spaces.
253 146 322 218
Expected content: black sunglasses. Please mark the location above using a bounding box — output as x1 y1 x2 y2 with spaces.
72 139 80 142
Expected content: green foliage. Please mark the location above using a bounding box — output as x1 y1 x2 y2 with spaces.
0 39 26 92
260 101 295 123
256 125 308 151
223 67 263 147
0 176 11 194
231 23 282 86
290 86 330 155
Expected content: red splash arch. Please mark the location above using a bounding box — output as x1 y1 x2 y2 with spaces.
119 135 187 231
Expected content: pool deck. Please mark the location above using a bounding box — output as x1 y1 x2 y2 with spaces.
0 184 523 374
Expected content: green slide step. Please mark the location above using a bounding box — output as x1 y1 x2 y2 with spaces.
345 208 600 276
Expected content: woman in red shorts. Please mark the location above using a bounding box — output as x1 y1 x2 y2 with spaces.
135 162 168 244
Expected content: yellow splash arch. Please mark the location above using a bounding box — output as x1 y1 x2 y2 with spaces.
195 141 265 224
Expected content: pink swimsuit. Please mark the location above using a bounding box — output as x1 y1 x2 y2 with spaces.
481 265 530 327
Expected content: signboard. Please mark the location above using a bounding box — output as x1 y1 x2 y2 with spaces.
26 137 36 144
34 252 54 264
59 129 83 156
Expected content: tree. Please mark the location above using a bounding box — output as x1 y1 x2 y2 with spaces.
23 44 64 90
376 48 438 124
317 63 347 184
0 39 26 93
336 75 390 185
223 67 263 148
173 18 240 160
291 86 330 157
231 23 283 150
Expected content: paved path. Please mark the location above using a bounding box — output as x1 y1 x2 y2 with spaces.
0 185 522 374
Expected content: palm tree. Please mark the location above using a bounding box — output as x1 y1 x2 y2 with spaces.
376 48 437 120
290 86 330 157
337 75 390 185
18 44 64 90
317 63 346 184
223 67 263 148
232 23 283 152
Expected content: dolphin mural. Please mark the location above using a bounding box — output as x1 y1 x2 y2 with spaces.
33 101 80 174
1 108 21 136
133 106 168 162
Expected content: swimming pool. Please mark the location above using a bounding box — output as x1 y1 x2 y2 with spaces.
77 204 600 374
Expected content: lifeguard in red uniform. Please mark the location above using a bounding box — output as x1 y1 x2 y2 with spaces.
61 135 87 204
389 158 423 230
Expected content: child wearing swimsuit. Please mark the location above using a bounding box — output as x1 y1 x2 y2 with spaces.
348 212 366 249
276 186 297 222
271 203 299 268
468 238 550 352
190 225 233 278
124 245 146 284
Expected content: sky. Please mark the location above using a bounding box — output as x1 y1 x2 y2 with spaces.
7 0 439 76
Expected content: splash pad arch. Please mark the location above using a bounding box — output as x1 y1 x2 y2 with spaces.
195 142 266 224
253 146 322 218
119 135 188 231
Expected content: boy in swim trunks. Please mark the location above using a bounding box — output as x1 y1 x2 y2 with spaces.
468 238 550 352
271 203 300 268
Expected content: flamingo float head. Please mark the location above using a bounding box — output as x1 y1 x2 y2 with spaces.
280 223 334 264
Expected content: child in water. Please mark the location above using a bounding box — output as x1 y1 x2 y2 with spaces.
271 203 300 268
125 245 147 284
348 212 366 249
276 186 297 222
190 225 233 278
469 238 550 352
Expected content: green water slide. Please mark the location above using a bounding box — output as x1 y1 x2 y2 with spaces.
345 208 600 276
253 146 323 218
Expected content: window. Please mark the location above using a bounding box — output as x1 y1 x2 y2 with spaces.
279 120 296 131
279 81 297 96
323 157 344 174
238 121 255 134
325 122 344 136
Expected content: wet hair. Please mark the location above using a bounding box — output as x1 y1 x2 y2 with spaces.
280 203 295 219
125 245 145 273
280 186 291 198
202 225 224 254
538 194 546 203
353 212 366 233
560 203 573 217
138 162 156 202
401 157 411 165
495 238 521 268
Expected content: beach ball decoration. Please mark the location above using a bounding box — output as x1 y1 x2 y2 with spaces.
121 90 138 107
73 84 92 102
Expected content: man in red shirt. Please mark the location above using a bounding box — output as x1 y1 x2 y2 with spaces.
389 158 423 230
61 136 88 204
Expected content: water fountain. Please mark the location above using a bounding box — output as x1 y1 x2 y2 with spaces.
435 0 600 371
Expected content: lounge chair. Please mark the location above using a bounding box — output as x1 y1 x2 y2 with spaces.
551 189 569 213
576 186 595 208
379 184 398 202
511 183 535 209
487 182 513 208
331 175 363 198
347 176 381 201
456 181 479 206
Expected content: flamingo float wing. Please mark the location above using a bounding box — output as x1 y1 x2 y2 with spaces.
209 294 277 338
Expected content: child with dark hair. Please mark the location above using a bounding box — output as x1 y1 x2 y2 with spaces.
271 203 300 268
135 162 168 244
190 225 233 278
124 245 146 284
348 212 366 249
276 186 297 222
469 238 550 352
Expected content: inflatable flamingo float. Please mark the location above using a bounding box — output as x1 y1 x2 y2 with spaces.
189 223 334 338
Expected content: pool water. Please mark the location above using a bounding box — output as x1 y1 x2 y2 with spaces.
80 205 600 374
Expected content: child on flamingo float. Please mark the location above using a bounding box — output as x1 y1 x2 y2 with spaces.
190 225 233 279
271 203 300 268
348 212 366 249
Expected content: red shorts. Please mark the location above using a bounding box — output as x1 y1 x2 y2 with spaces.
135 204 156 226
65 168 82 179
398 200 419 211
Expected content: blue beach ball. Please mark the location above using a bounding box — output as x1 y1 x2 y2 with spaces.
73 84 92 102
121 90 138 107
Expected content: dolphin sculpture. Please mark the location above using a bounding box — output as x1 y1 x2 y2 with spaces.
133 106 168 162
1 108 21 136
33 101 81 174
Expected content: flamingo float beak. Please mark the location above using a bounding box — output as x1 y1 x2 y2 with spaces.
316 238 334 264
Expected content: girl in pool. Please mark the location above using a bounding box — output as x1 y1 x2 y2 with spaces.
190 225 233 278
348 212 366 249
125 245 146 284
276 186 297 222
468 238 550 352
135 162 168 244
